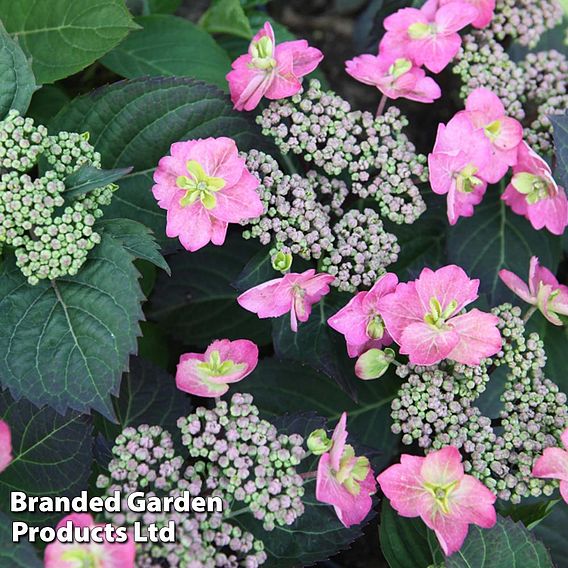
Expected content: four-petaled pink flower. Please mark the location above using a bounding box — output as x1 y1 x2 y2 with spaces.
532 427 568 505
176 339 259 398
237 269 335 332
439 0 495 29
378 265 502 366
316 412 376 528
382 2 478 73
461 88 523 183
502 141 568 236
227 21 323 111
328 273 397 357
345 52 441 103
0 419 12 474
153 137 263 252
377 446 497 556
499 256 568 326
428 113 492 225
44 513 136 568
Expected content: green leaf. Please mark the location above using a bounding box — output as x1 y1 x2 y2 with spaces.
97 218 170 274
0 0 139 84
64 164 133 199
498 499 560 531
534 503 568 567
199 0 253 40
0 512 42 567
0 392 93 527
101 15 232 90
448 191 562 304
0 232 145 418
272 292 359 397
126 0 181 15
551 114 568 189
233 247 279 291
539 322 568 392
26 85 70 125
445 516 554 568
50 76 268 245
379 502 439 568
149 233 272 347
0 22 35 119
97 356 191 443
240 358 400 465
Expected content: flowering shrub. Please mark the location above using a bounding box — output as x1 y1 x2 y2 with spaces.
0 0 566 567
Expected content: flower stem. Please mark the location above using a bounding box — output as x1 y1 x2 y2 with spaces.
299 470 317 480
376 94 388 118
523 306 538 324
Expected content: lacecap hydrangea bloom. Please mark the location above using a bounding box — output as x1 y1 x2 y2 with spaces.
377 446 497 556
227 21 323 111
0 419 12 474
176 339 259 398
152 137 263 252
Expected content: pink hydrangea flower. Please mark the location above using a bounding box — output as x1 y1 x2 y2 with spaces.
378 265 502 366
382 2 478 73
226 21 323 111
377 446 497 556
237 269 335 332
345 52 441 103
461 88 523 183
0 419 12 473
44 513 136 568
428 113 492 225
502 141 568 236
176 339 259 398
499 256 568 326
328 273 398 357
152 137 263 252
532 427 568 504
316 413 376 527
439 0 496 28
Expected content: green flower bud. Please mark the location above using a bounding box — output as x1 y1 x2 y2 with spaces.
355 348 395 381
272 251 293 273
306 429 332 455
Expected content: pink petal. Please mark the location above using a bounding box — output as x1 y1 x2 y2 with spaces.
227 57 271 111
0 419 12 473
345 53 389 87
408 73 442 103
501 182 529 216
446 174 487 224
498 269 534 304
176 356 229 397
561 480 568 504
168 201 213 252
430 516 470 556
400 321 460 365
526 188 568 236
494 116 523 151
428 151 463 196
409 33 462 73
420 446 464 486
212 170 263 223
204 339 259 382
562 428 568 449
447 309 502 365
384 8 426 32
378 281 425 343
532 448 568 482
209 216 228 246
185 137 244 186
365 273 399 305
530 256 559 289
328 293 371 353
464 87 504 121
250 21 275 52
237 277 292 318
450 474 497 528
330 412 348 471
276 40 323 77
435 2 478 32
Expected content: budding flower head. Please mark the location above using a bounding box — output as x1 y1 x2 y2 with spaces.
355 348 395 380
307 429 333 455
271 251 292 273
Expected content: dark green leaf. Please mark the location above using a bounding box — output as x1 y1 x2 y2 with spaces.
50 77 268 245
448 191 562 304
233 247 279 291
540 322 568 392
0 0 138 84
199 0 253 40
551 114 568 189
97 218 170 274
0 512 42 566
64 164 133 199
498 499 560 530
0 22 35 119
126 0 181 15
0 392 92 527
534 502 568 567
149 233 272 347
102 15 232 90
26 85 70 125
0 233 145 418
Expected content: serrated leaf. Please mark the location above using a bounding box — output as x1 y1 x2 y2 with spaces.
551 114 568 189
0 0 138 84
98 218 170 274
102 15 232 90
64 164 133 199
199 0 253 40
0 233 145 418
50 76 268 245
0 392 92 527
447 191 562 304
149 233 272 346
240 358 400 466
0 22 35 119
0 512 42 566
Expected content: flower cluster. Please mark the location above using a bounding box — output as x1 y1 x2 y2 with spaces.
258 79 428 224
0 110 116 284
390 303 568 503
98 394 308 566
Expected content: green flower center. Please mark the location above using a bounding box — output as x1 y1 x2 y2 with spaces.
197 350 245 377
484 119 502 142
511 173 552 204
424 297 458 329
250 36 277 70
388 58 412 79
423 480 459 515
455 164 483 194
61 549 101 568
176 160 226 210
335 445 371 496
366 313 385 340
408 22 434 40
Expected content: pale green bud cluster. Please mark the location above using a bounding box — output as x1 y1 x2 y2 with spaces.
0 110 116 284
